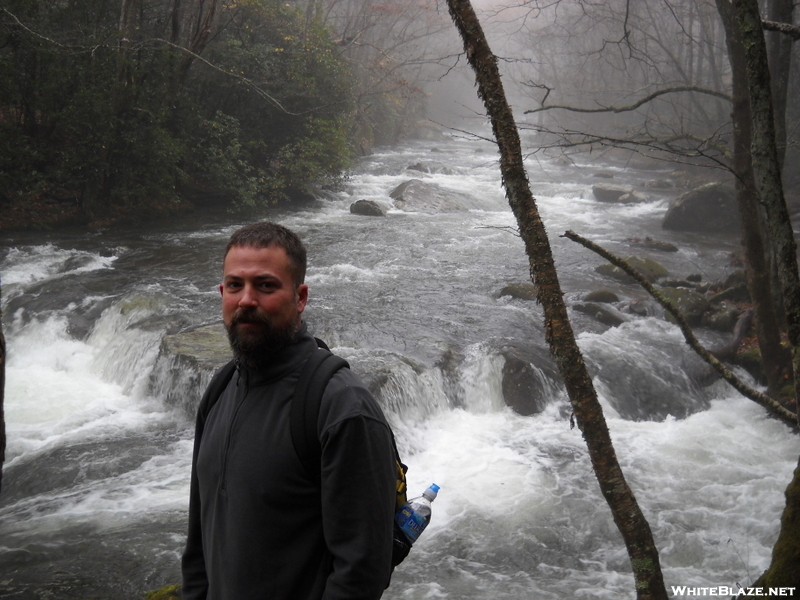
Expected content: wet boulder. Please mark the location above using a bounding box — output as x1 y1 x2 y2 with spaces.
499 282 538 301
596 255 670 283
500 351 550 416
702 301 741 333
619 299 659 317
660 287 711 326
627 236 679 252
389 179 468 213
618 190 649 204
159 323 231 372
572 302 627 327
662 182 739 233
644 179 673 190
350 199 387 217
592 183 634 203
661 278 700 289
584 289 620 303
708 283 750 304
153 323 231 413
406 161 454 175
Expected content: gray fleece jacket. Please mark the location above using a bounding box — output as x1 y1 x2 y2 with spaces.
181 326 396 600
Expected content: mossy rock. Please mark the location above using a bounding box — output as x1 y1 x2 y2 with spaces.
146 584 181 600
708 282 750 304
160 323 232 371
596 255 669 283
660 287 710 326
731 347 765 383
701 302 741 332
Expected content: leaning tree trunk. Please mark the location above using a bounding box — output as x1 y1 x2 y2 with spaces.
444 1 667 597
732 0 800 421
716 0 788 399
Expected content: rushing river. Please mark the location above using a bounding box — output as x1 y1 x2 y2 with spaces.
1 135 798 599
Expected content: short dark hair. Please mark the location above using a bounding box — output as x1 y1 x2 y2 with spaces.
224 221 307 285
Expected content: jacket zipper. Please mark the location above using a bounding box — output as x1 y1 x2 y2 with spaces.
220 364 248 492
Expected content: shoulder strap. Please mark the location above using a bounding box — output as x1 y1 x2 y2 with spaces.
290 341 349 483
200 360 237 419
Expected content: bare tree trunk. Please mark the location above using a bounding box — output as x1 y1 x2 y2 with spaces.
1 281 5 495
177 0 219 84
732 0 800 421
170 0 182 44
751 456 800 589
765 0 793 169
716 0 788 399
444 1 667 597
723 0 800 588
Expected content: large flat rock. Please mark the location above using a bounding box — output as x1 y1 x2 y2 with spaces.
160 323 231 372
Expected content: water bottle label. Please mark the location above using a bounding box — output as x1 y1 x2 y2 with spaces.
395 506 427 543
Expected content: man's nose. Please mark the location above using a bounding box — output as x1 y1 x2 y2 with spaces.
238 284 259 306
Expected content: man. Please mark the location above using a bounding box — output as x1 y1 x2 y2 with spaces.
181 222 397 600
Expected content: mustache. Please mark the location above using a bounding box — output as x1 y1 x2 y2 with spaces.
230 308 272 326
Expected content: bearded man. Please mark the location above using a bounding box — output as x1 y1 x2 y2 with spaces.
181 221 397 600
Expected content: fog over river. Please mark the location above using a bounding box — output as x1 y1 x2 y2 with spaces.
1 135 797 599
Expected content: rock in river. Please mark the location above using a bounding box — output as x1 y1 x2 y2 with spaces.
350 199 387 217
389 179 469 213
662 182 739 233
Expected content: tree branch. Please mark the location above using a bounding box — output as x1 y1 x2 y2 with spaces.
525 85 732 115
563 230 798 429
762 19 800 41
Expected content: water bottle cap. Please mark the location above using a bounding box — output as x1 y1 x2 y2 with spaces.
423 484 440 500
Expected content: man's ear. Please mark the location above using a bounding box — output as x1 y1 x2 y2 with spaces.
218 282 224 296
297 284 309 313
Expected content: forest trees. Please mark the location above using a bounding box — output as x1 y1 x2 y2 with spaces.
311 0 452 151
508 1 800 409
0 0 357 220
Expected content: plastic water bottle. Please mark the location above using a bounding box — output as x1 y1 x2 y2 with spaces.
395 484 440 544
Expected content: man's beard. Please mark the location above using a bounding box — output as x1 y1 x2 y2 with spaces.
226 308 298 369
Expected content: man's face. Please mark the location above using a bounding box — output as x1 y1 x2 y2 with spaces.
220 244 308 363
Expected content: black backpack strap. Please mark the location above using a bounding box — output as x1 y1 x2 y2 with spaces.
290 343 349 483
199 360 237 419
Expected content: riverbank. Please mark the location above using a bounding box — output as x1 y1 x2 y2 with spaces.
0 184 328 233
0 194 197 233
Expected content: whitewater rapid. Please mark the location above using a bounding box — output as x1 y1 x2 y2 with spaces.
1 137 797 599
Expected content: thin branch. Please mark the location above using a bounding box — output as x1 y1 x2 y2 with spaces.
515 124 733 170
525 85 732 115
563 229 798 429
